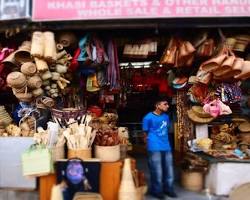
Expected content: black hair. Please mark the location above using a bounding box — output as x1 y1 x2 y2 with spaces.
154 95 170 106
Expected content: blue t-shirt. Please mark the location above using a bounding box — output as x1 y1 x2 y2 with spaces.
142 112 171 152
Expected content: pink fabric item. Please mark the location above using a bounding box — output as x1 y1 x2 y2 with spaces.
0 48 14 61
203 99 221 117
203 99 232 117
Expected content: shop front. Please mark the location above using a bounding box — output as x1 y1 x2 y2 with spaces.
1 0 250 200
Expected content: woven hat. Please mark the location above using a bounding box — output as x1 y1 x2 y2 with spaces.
229 182 250 200
192 106 212 118
238 122 250 133
187 108 214 124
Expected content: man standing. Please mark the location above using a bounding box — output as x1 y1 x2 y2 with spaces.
142 97 177 199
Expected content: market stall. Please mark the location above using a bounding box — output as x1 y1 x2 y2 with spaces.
1 1 250 200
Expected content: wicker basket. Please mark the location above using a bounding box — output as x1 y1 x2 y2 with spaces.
19 115 36 132
181 170 204 192
94 145 120 162
50 145 65 162
67 148 92 160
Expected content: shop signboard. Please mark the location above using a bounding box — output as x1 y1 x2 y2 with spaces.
32 0 250 21
0 0 30 20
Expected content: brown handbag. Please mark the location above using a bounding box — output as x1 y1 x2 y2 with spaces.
176 41 195 67
197 39 215 57
160 37 178 65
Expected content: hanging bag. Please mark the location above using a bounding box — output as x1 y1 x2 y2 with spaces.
21 144 53 177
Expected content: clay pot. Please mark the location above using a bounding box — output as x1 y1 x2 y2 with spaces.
6 72 26 88
21 62 37 76
27 75 42 89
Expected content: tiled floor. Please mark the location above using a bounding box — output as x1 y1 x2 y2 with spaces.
135 154 229 200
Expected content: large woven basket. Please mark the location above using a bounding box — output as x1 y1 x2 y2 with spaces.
181 170 204 192
51 108 86 124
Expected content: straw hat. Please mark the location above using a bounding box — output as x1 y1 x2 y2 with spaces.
238 122 250 133
187 107 214 124
229 182 250 200
192 106 212 118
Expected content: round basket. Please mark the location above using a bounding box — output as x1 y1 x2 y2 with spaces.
94 145 120 162
181 170 204 192
67 148 92 160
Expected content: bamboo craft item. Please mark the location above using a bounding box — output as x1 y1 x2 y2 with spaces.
31 31 44 58
34 57 49 72
44 31 57 62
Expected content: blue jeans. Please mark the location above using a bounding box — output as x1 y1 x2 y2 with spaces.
148 151 174 195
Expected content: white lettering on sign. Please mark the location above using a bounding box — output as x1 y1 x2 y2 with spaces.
78 8 122 18
33 0 250 21
164 0 208 6
48 1 86 9
126 7 158 16
212 0 250 5
224 6 250 14
176 6 220 14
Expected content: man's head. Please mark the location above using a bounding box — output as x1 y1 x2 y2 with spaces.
154 96 169 112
